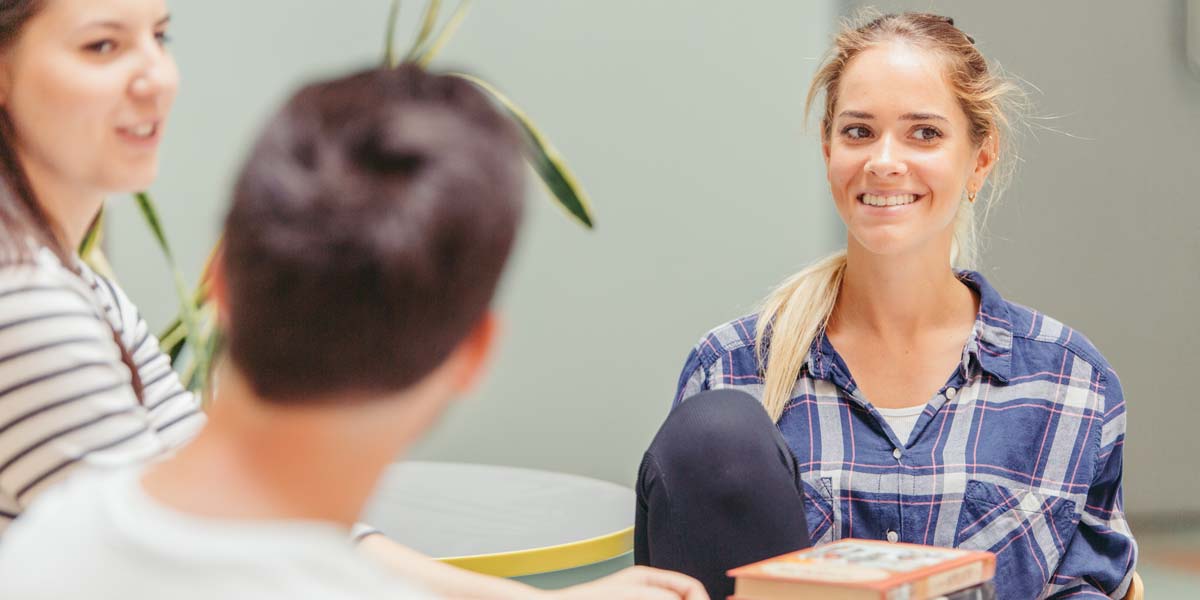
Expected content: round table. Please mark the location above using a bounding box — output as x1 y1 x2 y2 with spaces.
360 461 635 586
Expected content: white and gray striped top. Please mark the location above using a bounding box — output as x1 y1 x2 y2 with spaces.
0 248 205 535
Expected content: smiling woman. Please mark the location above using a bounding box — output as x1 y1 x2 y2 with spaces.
636 11 1136 600
1 0 176 249
825 38 997 271
0 0 202 534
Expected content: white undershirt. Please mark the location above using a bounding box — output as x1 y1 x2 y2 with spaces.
875 404 927 445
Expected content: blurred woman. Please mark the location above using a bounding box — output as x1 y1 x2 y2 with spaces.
0 0 200 533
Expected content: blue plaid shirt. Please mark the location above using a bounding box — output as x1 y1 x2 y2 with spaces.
673 271 1135 600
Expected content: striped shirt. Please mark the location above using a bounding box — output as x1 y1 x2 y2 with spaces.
674 271 1135 600
0 248 205 535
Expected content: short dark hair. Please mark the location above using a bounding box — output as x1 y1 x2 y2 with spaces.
222 65 525 403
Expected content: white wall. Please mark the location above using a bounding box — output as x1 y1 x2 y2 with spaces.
849 0 1200 516
109 1 839 487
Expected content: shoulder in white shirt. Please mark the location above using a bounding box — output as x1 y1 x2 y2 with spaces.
0 466 435 599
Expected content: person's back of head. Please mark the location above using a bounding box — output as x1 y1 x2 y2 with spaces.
221 64 525 404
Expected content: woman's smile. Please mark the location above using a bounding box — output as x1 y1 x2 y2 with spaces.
856 191 925 214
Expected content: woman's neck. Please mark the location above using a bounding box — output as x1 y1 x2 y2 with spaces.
23 159 105 252
832 239 977 343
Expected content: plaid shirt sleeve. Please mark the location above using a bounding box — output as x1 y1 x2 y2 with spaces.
1044 368 1137 599
672 345 707 407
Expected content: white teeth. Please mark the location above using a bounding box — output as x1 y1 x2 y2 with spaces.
125 124 155 138
860 193 917 207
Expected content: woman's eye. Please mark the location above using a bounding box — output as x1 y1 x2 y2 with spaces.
842 125 871 140
84 40 117 54
913 126 943 141
155 31 171 46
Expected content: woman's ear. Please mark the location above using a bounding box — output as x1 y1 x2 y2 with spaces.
969 134 999 192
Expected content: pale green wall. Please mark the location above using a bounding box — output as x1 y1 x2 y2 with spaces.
108 1 840 487
109 1 1200 519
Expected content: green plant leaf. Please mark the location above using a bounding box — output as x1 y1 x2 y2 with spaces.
78 211 120 280
448 73 595 229
81 248 117 281
160 316 187 362
79 209 104 259
134 193 175 259
198 313 221 406
180 349 200 391
179 301 220 401
134 192 209 391
158 237 219 373
403 0 442 64
384 0 404 67
414 0 470 67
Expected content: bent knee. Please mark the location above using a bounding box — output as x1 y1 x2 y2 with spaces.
646 389 780 475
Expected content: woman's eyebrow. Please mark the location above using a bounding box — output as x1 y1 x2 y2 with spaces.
835 110 949 122
77 15 170 32
900 112 949 122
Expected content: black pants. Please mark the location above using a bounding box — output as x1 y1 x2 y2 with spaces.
635 390 812 599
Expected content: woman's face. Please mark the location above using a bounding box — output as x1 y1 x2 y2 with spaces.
823 41 994 261
0 0 176 197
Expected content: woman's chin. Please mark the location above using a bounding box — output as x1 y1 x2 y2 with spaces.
850 229 918 255
102 170 159 196
848 232 945 260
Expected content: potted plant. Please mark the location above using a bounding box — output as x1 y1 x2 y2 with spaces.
81 0 595 403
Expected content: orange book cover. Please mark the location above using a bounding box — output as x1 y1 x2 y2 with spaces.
727 539 995 600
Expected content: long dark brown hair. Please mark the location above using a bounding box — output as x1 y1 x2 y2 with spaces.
0 0 145 401
0 0 64 264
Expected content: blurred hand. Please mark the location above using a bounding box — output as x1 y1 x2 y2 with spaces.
544 566 709 600
356 535 707 600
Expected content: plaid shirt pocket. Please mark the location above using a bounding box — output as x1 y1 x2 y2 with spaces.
955 480 1078 600
802 476 837 545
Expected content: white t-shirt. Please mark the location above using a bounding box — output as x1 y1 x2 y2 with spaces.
875 404 926 445
0 467 435 599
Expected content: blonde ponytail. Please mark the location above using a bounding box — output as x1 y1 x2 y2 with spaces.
951 197 978 271
755 251 847 421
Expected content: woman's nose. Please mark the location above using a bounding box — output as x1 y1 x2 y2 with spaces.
864 135 908 178
128 46 178 101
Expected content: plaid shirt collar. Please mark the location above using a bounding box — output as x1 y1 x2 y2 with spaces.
802 270 1014 387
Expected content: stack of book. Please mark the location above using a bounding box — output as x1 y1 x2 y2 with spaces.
727 539 996 600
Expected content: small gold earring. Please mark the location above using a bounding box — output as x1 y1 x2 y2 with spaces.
967 190 977 203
